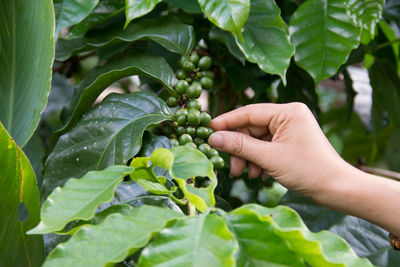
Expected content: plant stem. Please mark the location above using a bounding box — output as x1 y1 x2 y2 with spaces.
357 165 400 181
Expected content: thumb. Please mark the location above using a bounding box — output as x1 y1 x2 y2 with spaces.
208 131 274 168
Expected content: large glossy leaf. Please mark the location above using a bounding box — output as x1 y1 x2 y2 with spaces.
56 0 99 36
139 213 238 266
42 92 172 198
42 205 182 267
237 204 373 266
347 0 384 38
125 0 162 28
28 165 133 235
209 27 246 64
235 0 294 84
56 17 195 61
0 0 54 147
281 191 400 266
197 0 250 41
58 52 174 138
0 122 44 266
289 0 362 83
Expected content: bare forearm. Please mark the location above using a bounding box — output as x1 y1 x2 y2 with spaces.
313 163 400 237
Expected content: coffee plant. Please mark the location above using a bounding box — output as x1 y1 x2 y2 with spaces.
1 0 400 266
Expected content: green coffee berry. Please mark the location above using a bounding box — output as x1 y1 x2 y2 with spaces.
208 127 214 135
200 77 213 89
169 121 179 128
187 109 201 126
195 72 202 79
175 126 186 136
176 69 186 80
201 71 214 79
198 56 212 70
170 139 180 147
193 137 204 145
166 96 178 107
186 126 196 137
179 56 189 68
176 108 188 117
196 126 209 139
182 61 195 72
189 53 199 64
176 114 186 126
176 80 189 95
198 143 211 154
179 134 193 145
170 133 177 139
206 148 219 158
187 99 202 110
185 142 197 149
200 112 211 126
186 81 202 99
185 77 192 83
210 155 224 169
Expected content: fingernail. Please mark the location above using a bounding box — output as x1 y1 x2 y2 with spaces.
208 133 224 148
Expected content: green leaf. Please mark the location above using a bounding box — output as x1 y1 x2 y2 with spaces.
125 0 163 28
165 0 202 13
209 27 246 64
347 0 384 38
139 213 238 266
0 0 54 147
0 122 45 266
42 92 171 198
235 204 373 266
235 0 294 84
281 191 400 266
56 17 195 61
197 0 250 41
57 52 174 138
289 0 362 83
42 205 182 267
28 165 133 235
56 0 99 36
171 146 218 212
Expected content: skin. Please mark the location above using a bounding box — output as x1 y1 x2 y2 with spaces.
208 103 400 237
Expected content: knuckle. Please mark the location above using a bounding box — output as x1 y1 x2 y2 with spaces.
289 102 310 116
231 134 244 156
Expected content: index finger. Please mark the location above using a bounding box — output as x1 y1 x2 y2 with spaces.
209 103 290 132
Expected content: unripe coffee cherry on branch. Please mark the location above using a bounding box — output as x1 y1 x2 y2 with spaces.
163 52 224 171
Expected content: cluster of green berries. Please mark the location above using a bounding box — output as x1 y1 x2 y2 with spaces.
165 53 224 170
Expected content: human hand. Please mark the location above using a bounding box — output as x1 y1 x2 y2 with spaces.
208 103 349 199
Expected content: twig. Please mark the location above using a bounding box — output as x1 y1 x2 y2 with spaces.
358 165 400 181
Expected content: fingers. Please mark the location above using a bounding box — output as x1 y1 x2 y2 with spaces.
230 156 246 177
248 162 261 178
208 131 273 169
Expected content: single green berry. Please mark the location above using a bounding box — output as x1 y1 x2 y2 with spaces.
179 134 193 145
179 56 189 68
200 112 211 126
176 114 186 126
186 126 196 137
176 69 186 80
175 126 186 136
170 139 180 147
187 99 202 110
185 77 192 83
185 142 197 149
187 109 201 126
196 126 209 139
198 143 211 155
193 137 204 145
186 81 202 99
182 61 195 72
208 127 215 135
166 96 178 107
189 53 199 64
210 155 224 169
170 133 177 139
201 71 214 79
175 80 189 95
176 108 188 117
206 148 219 158
198 56 212 70
169 121 179 128
195 72 202 79
200 77 213 89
